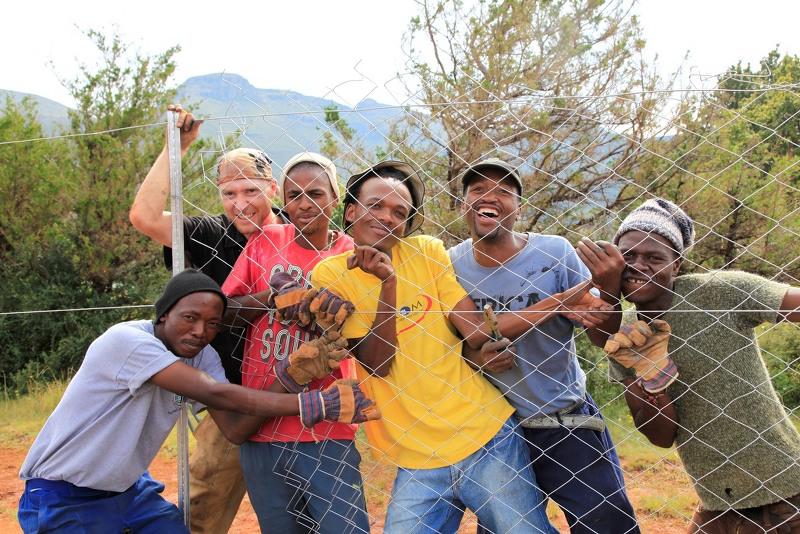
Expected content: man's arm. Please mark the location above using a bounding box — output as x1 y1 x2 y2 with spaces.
576 238 625 347
780 288 800 322
149 360 298 444
150 360 379 444
224 290 272 328
621 377 678 448
129 105 202 247
449 280 599 349
345 247 397 377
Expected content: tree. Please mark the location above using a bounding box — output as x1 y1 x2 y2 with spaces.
628 49 800 281
401 0 672 243
63 29 181 292
0 30 190 392
0 97 70 255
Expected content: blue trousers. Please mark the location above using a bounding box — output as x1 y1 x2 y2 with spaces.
240 439 370 534
383 417 557 534
522 394 639 534
18 472 187 534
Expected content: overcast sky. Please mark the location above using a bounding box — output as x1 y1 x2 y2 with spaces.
2 0 798 108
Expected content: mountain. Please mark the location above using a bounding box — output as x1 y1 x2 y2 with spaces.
1 74 404 166
0 89 70 132
177 73 403 165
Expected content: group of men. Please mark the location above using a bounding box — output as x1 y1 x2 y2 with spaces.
16 104 800 534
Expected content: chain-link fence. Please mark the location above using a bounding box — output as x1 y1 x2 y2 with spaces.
3 18 800 534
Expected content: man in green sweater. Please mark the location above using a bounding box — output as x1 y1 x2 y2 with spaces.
578 198 800 533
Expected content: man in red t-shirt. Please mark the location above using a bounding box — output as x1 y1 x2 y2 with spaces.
221 153 368 534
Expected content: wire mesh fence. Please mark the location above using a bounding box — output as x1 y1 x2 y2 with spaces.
3 41 800 534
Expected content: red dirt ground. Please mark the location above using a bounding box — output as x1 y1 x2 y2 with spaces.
0 445 688 533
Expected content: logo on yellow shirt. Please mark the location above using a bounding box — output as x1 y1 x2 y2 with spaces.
397 294 433 333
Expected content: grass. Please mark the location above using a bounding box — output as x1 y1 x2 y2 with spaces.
0 380 68 448
1 383 763 531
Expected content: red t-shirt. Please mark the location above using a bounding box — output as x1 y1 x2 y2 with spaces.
222 224 356 442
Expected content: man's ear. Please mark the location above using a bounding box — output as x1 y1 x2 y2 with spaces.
343 203 356 227
511 198 522 223
671 257 682 277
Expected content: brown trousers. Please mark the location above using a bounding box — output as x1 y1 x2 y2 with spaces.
689 494 800 533
188 415 247 534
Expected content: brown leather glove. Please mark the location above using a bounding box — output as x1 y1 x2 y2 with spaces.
277 330 350 387
270 283 354 331
604 319 678 393
308 288 354 332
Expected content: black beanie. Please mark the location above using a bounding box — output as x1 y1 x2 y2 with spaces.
154 269 227 321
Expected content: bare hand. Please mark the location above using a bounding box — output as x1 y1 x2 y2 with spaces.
167 104 203 154
475 337 516 373
576 238 624 301
346 245 395 281
560 290 614 328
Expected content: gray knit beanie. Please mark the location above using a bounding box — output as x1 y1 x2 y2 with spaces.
613 198 695 254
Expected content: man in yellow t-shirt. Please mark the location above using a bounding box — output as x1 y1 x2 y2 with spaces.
311 161 558 534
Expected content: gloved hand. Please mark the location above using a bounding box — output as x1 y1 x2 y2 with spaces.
307 288 355 332
275 331 350 391
268 272 307 323
604 319 677 393
298 379 381 428
269 274 354 330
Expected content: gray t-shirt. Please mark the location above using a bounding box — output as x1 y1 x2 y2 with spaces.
449 234 589 417
20 320 227 492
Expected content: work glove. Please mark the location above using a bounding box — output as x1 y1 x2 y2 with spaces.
306 288 354 332
604 319 678 393
298 379 381 428
275 331 350 391
269 273 354 330
268 272 307 323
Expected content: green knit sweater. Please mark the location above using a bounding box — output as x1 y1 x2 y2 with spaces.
610 271 800 511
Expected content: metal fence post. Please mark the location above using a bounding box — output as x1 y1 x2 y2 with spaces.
166 109 191 527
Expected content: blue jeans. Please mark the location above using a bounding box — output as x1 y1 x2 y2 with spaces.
240 439 369 534
18 472 187 534
383 417 557 534
522 394 639 534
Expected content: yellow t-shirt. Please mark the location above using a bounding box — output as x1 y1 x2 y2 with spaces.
311 235 513 469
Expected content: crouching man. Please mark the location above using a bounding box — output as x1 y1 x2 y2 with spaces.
18 270 377 534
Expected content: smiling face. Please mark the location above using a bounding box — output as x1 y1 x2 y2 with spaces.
462 169 521 240
218 161 278 238
283 164 338 238
345 177 414 253
617 230 681 307
155 292 224 359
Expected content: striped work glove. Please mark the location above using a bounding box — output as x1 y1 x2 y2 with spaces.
298 379 381 428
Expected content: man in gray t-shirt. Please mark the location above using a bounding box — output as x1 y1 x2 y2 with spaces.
449 158 638 534
18 269 376 534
